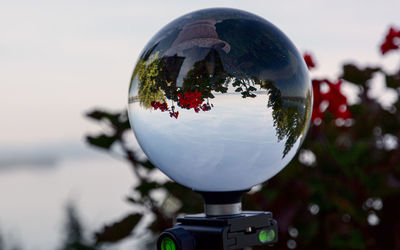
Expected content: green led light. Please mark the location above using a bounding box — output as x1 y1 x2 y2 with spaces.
160 237 176 250
259 229 275 243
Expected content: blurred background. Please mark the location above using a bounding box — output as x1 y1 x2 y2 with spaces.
1 0 400 249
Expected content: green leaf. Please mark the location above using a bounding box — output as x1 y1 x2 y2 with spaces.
126 196 140 204
95 214 142 244
329 229 366 249
140 160 156 170
86 109 129 130
235 87 243 92
248 86 257 91
342 64 380 85
136 181 159 196
163 182 203 213
86 110 108 120
232 79 241 87
385 72 400 89
86 110 117 121
86 134 118 149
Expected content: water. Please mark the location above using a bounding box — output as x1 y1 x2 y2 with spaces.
0 147 140 250
129 91 301 192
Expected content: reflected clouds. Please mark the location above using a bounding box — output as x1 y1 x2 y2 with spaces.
128 8 312 191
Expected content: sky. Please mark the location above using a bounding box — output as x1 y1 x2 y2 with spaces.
0 0 399 249
1 0 399 147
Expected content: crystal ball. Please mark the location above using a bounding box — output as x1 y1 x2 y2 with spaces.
128 8 312 192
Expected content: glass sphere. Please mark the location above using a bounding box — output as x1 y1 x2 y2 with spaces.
128 8 312 192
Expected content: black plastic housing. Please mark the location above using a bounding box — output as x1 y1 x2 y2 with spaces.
157 211 278 250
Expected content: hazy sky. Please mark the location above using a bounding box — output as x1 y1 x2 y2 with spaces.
1 0 399 147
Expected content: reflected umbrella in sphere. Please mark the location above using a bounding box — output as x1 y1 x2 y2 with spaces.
128 8 312 192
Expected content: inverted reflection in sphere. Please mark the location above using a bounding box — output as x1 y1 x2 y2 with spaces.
128 8 312 192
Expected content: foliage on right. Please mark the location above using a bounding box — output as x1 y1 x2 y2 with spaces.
244 26 400 250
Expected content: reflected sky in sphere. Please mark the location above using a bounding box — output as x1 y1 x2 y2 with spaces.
128 8 312 192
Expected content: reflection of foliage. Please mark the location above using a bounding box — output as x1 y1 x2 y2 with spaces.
231 76 308 157
133 48 306 155
135 50 227 115
232 77 257 98
136 58 167 109
181 49 229 99
263 80 307 158
87 26 400 250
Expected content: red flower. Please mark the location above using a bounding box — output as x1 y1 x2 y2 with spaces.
177 91 203 110
380 27 400 55
303 53 316 70
200 103 211 111
312 79 352 125
324 80 347 114
169 111 179 119
150 101 168 112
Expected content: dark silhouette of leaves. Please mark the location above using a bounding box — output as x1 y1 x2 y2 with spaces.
85 110 131 150
86 110 131 132
86 135 118 149
385 71 400 89
140 160 156 170
163 182 203 213
342 64 380 85
95 214 142 244
59 203 97 250
136 181 159 196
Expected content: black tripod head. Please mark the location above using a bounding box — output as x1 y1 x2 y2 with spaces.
157 191 278 250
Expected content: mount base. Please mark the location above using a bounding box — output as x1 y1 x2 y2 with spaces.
157 211 278 250
196 190 249 216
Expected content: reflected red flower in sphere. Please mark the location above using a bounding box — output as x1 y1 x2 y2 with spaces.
177 91 203 110
150 101 168 112
201 103 211 111
169 111 179 119
151 90 212 119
